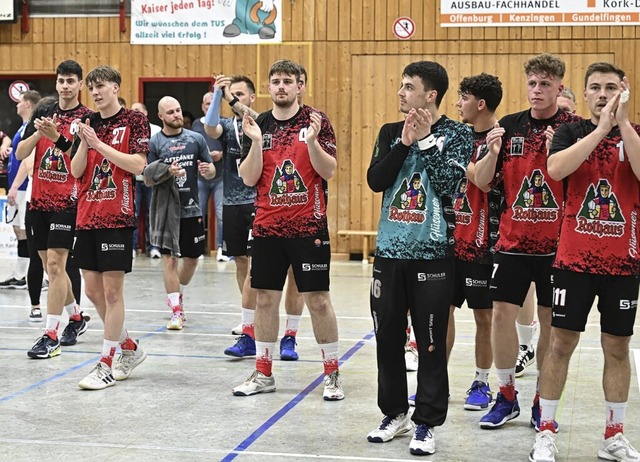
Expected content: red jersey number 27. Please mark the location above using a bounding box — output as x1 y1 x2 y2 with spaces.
112 127 126 145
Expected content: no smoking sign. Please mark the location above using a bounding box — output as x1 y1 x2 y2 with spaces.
393 17 415 40
9 80 29 102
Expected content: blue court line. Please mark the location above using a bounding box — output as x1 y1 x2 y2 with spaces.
0 327 166 403
221 330 376 462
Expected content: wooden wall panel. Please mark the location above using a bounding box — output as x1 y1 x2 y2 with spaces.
0 4 638 257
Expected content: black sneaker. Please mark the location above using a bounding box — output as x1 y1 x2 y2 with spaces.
60 312 90 346
0 276 23 289
29 307 43 322
27 334 61 359
11 277 27 289
515 344 535 377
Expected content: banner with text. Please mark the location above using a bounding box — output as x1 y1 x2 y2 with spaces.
131 0 282 44
441 0 640 27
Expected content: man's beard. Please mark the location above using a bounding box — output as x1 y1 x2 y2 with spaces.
166 119 184 129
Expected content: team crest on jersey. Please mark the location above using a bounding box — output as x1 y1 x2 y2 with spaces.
575 179 625 237
37 147 69 183
269 159 308 207
453 177 472 225
87 159 117 202
512 169 559 222
388 173 427 224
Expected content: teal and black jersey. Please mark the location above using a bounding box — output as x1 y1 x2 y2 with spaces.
368 115 473 260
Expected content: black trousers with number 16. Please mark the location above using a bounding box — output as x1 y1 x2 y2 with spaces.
370 256 454 428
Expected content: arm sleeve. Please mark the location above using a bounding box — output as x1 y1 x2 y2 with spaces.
204 88 223 127
147 135 160 163
367 123 411 192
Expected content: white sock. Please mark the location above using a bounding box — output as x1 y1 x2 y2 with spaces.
167 292 180 308
15 257 29 280
180 284 186 294
284 314 302 336
64 301 79 317
516 321 536 348
539 398 559 430
241 307 255 327
475 368 491 385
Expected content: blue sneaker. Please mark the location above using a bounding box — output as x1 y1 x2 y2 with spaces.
408 394 416 406
479 392 520 429
224 334 256 357
464 381 493 411
531 402 560 432
279 335 299 361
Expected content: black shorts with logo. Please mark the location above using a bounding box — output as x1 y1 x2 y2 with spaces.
551 268 639 336
490 252 554 307
451 259 492 309
160 216 206 259
222 204 254 257
251 235 331 292
28 208 76 251
73 227 134 273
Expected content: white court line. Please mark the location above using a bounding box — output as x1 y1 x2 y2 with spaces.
0 438 419 461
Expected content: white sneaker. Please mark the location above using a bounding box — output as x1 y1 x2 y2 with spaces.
231 323 243 335
367 413 414 443
410 424 435 455
167 310 186 330
529 430 557 462
150 247 161 259
217 247 230 262
78 362 116 390
323 370 344 401
598 433 640 462
233 370 276 396
405 345 419 371
113 343 147 381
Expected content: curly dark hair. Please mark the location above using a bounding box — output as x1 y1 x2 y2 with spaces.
458 73 503 112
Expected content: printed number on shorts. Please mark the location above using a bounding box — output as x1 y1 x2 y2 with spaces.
371 278 382 298
491 263 499 280
553 288 566 307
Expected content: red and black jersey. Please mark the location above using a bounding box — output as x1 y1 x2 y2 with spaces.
493 109 582 255
454 129 493 264
74 108 150 230
24 102 93 212
241 105 337 238
550 120 640 275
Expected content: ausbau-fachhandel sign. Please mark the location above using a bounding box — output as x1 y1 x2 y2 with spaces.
440 0 640 27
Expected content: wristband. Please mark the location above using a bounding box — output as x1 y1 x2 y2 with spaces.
54 135 72 152
418 134 436 151
228 96 239 107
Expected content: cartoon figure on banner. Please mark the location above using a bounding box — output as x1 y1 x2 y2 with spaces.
223 0 277 39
